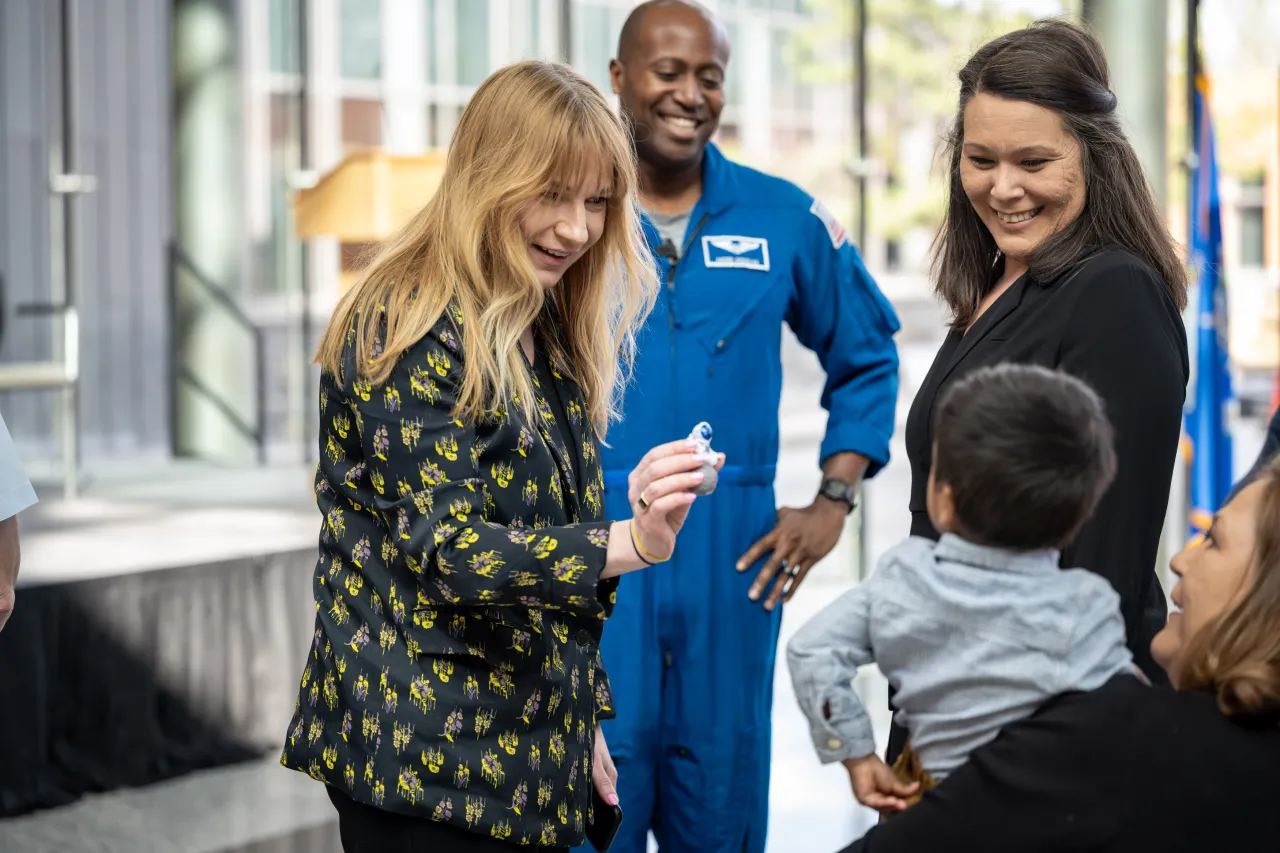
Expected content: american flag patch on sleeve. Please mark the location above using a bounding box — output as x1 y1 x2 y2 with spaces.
809 198 848 250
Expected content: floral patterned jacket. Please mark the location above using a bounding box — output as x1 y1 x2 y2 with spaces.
281 306 617 847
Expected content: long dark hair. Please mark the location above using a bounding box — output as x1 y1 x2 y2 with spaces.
932 19 1187 329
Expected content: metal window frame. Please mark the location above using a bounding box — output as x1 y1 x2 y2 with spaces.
0 0 91 499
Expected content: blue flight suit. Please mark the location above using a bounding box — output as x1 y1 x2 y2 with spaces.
586 144 900 853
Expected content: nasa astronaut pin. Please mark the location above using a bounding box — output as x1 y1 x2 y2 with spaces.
688 421 719 496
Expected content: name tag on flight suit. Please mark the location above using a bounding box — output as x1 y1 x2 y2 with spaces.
701 235 770 272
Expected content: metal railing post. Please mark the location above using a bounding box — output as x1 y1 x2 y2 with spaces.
168 242 268 463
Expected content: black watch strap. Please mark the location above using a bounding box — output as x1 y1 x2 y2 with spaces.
818 477 857 513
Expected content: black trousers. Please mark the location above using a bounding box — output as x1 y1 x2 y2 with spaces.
327 787 568 853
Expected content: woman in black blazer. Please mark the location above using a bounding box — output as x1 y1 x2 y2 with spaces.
886 20 1190 763
905 252 1186 675
841 457 1280 852
901 20 1187 702
280 62 719 852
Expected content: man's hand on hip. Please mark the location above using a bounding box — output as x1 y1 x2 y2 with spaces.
737 499 846 611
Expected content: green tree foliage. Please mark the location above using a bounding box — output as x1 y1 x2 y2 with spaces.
792 0 1073 240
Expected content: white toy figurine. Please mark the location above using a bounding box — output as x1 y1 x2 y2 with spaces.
688 421 719 496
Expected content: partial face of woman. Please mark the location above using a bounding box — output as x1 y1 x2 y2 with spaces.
521 170 611 289
1150 480 1264 684
960 93 1086 265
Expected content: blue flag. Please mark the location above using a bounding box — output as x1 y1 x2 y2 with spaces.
1185 74 1233 538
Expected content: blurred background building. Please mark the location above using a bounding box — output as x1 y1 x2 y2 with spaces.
0 0 876 480
2 0 1278 481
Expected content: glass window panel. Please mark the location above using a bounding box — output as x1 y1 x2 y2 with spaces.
504 0 541 61
457 0 490 86
797 79 812 111
771 27 791 86
433 103 459 148
250 93 303 294
531 0 541 57
575 4 612 92
771 27 805 113
607 6 629 54
340 0 382 80
342 98 384 154
425 0 438 82
724 21 741 109
1243 207 1265 267
269 0 301 73
521 0 543 60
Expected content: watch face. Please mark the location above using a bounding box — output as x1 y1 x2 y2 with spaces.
819 480 857 513
822 480 850 502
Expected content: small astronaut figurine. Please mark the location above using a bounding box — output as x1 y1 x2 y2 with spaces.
688 421 719 496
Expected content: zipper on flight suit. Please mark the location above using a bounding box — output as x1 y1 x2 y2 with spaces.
664 213 710 379
663 213 709 439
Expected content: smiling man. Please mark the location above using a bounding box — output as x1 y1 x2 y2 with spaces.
584 3 901 852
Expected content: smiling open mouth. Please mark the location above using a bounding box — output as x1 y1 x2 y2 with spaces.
659 115 700 132
996 207 1044 224
533 244 568 261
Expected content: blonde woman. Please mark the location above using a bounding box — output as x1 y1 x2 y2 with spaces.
280 61 718 852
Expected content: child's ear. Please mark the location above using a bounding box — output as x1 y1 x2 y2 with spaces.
928 480 959 535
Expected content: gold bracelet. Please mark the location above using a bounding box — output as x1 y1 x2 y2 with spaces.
629 518 670 564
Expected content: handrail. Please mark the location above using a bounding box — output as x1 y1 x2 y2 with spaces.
173 363 259 445
170 243 259 335
167 242 267 463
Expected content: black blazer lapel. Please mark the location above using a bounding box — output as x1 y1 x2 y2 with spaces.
546 353 594 520
934 272 1032 390
527 352 583 523
547 351 605 522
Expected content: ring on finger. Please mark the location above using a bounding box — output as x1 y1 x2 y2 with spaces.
637 493 650 511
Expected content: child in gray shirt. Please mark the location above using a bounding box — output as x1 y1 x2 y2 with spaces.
787 364 1137 813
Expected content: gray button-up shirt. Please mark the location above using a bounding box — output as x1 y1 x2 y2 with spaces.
0 413 36 521
786 534 1134 779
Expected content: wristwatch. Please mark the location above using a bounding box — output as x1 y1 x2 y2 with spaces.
818 477 858 514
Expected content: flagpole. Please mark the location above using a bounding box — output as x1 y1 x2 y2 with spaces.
1157 0 1201 594
1183 0 1199 550
854 0 869 582
1187 0 1198 165
1275 65 1280 420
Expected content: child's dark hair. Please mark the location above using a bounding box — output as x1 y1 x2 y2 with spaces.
932 363 1117 550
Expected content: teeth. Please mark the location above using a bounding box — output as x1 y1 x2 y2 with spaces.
538 246 567 258
998 208 1041 224
664 116 697 130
